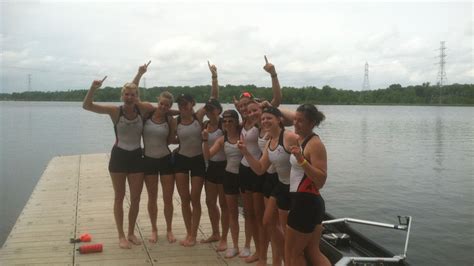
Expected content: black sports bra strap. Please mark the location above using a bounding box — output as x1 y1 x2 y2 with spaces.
278 129 285 146
224 131 229 142
301 133 317 151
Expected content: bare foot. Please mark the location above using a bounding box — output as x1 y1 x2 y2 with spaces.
216 240 227 252
184 236 197 247
239 247 250 258
167 231 176 243
128 234 142 245
200 234 220 243
179 235 190 246
244 253 259 263
119 237 131 249
149 231 158 243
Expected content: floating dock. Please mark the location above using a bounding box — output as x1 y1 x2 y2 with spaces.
0 154 267 265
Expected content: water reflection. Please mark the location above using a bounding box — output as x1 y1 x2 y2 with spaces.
434 110 444 171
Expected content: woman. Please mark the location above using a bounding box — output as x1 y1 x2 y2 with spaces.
202 109 242 258
286 104 330 266
82 62 154 249
235 56 282 264
173 93 208 247
199 63 229 251
238 106 299 265
142 91 177 243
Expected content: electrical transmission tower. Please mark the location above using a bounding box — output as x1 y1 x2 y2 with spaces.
362 62 370 91
436 41 447 104
143 77 147 89
28 74 32 91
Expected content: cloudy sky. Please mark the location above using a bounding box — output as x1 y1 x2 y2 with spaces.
1 0 472 93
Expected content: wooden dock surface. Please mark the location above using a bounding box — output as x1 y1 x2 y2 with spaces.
0 154 268 265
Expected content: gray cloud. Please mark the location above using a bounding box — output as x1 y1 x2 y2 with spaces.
1 1 472 93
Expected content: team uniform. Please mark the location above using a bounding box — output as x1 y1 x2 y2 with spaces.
223 134 243 195
258 132 279 198
204 120 226 184
239 125 264 193
287 133 325 233
108 105 144 173
142 113 173 176
267 129 292 211
174 115 206 177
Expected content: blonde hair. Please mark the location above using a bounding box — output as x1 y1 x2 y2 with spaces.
121 83 139 101
158 91 174 105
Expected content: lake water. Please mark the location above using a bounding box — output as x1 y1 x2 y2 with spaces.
0 101 473 265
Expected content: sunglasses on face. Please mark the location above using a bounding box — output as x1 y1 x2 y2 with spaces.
222 119 235 123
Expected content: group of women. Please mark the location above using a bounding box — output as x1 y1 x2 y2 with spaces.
83 57 330 266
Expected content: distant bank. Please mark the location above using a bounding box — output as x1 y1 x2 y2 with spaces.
1 83 473 105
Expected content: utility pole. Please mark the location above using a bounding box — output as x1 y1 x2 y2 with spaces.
436 41 447 104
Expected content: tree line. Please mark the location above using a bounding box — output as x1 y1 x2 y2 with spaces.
1 83 473 105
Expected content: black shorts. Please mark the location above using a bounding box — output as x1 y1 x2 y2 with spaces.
239 164 259 193
263 172 279 198
274 180 291 211
287 193 325 233
173 153 206 177
223 171 240 195
108 146 143 173
206 160 226 184
143 154 174 176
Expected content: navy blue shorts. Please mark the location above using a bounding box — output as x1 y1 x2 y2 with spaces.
206 160 226 184
108 146 143 173
173 153 206 177
143 154 174 176
287 193 325 233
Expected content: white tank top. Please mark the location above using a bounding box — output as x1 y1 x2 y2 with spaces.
289 154 304 192
267 130 291 184
177 117 203 157
207 123 226 162
240 126 262 167
258 133 277 174
143 116 170 158
224 138 243 174
115 106 143 151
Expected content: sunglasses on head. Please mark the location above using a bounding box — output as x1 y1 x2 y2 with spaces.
239 92 253 99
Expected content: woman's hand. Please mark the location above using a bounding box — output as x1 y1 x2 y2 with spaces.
91 76 107 90
263 55 277 76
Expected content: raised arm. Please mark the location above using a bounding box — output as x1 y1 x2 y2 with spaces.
132 60 151 86
208 60 219 99
263 55 282 107
82 76 117 116
279 108 295 127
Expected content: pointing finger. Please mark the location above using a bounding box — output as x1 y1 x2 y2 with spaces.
146 60 151 67
208 60 211 68
101 76 108 82
264 55 268 64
